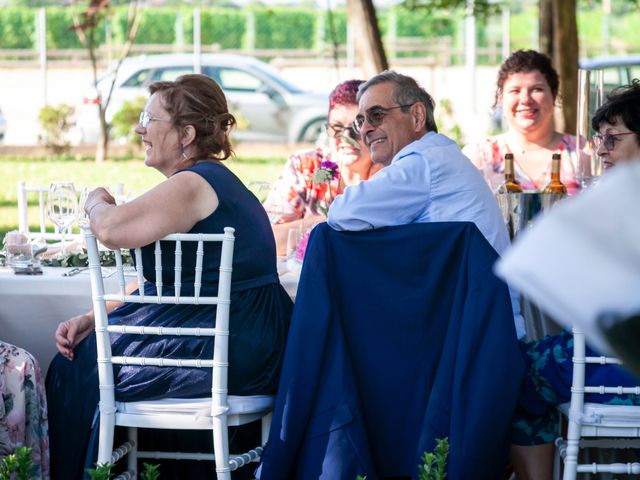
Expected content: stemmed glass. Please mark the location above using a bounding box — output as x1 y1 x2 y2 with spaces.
77 187 90 228
47 182 78 256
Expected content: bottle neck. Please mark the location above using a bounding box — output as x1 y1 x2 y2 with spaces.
504 157 516 179
550 158 561 182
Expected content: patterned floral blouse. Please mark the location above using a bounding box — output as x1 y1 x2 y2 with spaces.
263 146 342 224
0 342 49 479
462 133 587 196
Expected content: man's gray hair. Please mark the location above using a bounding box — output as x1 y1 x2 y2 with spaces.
357 70 438 133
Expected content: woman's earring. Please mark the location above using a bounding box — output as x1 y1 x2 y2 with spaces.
179 143 188 160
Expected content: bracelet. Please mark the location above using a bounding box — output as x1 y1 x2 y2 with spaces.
86 202 107 217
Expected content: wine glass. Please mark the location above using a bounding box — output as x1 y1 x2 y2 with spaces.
47 182 78 256
77 187 90 228
286 225 304 274
247 181 272 203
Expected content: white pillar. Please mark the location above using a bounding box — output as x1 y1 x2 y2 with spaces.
464 0 476 113
501 3 510 60
37 7 47 106
193 7 201 73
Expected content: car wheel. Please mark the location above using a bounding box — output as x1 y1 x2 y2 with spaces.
298 118 326 144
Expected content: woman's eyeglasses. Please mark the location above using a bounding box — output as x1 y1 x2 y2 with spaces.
353 104 415 132
592 132 637 151
139 111 171 129
324 122 361 140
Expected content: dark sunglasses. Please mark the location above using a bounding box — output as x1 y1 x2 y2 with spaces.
353 104 414 132
592 131 637 151
324 122 361 140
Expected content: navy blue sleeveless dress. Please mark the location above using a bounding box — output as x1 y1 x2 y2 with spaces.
46 161 293 479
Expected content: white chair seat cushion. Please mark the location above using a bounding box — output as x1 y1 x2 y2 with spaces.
559 402 640 427
117 395 274 417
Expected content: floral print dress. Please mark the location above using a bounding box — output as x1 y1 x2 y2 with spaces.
0 342 49 479
263 146 342 224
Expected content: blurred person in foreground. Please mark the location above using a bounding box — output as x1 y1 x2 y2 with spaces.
263 79 382 255
463 49 586 195
507 80 640 480
326 70 526 338
45 74 292 479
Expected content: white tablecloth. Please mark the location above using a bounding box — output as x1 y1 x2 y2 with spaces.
0 265 300 372
0 267 116 373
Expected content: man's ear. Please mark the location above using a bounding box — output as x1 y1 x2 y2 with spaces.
181 125 196 147
412 102 428 132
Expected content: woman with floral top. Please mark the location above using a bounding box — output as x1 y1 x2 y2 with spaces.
0 341 49 479
264 79 382 255
463 50 588 195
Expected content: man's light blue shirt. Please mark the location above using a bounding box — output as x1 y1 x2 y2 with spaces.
328 132 525 337
328 132 509 253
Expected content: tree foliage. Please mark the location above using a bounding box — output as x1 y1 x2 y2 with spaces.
401 0 501 19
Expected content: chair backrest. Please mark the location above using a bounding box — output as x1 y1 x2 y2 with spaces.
83 227 236 421
559 327 640 478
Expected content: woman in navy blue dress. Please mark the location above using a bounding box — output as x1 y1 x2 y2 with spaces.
46 74 293 479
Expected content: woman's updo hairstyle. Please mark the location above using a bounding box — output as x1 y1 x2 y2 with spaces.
149 74 236 161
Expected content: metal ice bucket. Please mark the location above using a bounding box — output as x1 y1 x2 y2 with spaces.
496 191 565 240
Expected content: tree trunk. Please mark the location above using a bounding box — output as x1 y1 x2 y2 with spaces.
96 105 108 164
552 0 578 135
346 0 388 78
539 0 554 57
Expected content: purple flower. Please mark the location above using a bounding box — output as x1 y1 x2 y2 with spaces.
314 161 340 184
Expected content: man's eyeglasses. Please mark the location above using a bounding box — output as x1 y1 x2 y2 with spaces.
592 131 637 151
324 122 361 140
139 111 171 129
353 104 415 132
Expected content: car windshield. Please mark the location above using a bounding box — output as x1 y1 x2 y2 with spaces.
249 63 304 94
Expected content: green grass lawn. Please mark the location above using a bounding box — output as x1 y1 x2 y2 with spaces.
0 155 286 244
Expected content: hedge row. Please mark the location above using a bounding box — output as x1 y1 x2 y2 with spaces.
1 6 636 55
0 6 455 50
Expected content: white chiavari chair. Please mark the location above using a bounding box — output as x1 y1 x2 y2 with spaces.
556 328 640 478
84 226 273 480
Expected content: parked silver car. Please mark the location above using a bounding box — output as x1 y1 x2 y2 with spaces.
76 53 329 144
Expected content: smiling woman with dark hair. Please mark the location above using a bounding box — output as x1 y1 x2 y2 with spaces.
464 49 588 195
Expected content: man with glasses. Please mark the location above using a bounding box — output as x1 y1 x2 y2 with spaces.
328 72 510 260
591 79 640 171
327 70 524 339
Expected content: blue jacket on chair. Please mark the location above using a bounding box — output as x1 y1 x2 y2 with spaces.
259 222 525 479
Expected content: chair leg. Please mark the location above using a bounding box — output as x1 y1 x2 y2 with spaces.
127 427 138 475
97 411 116 466
213 415 231 480
562 436 579 480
